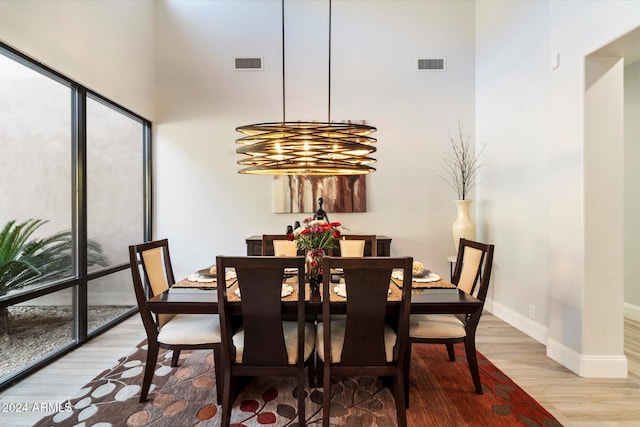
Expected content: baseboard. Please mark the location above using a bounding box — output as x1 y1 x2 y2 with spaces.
484 298 548 344
546 337 628 378
486 299 628 378
624 302 640 322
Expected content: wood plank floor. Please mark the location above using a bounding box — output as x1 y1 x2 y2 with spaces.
0 314 146 427
1 312 639 426
476 315 640 427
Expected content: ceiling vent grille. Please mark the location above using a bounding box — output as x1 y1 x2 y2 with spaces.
418 58 445 71
235 57 263 70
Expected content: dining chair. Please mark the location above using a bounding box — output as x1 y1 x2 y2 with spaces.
405 238 494 400
338 234 377 256
261 234 300 256
216 255 315 427
128 239 223 403
338 239 365 257
317 256 413 427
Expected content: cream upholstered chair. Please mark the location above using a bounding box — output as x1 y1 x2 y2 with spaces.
273 240 298 257
405 238 494 400
216 256 314 427
338 234 377 257
317 256 413 427
338 239 365 257
261 234 300 256
129 239 222 403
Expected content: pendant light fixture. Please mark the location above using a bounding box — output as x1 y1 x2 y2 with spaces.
235 0 377 175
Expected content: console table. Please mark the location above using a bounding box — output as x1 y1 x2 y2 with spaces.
245 235 392 257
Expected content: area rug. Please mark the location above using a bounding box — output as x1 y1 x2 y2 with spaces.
34 341 561 426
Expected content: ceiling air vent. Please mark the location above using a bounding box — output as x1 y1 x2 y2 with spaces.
235 57 263 71
417 58 445 71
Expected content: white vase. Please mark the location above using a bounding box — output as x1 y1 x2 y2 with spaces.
451 199 476 252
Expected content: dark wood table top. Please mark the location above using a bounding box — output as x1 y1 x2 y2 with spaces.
146 287 482 316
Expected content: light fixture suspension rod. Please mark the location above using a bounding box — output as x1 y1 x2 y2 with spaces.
282 0 286 122
328 0 332 123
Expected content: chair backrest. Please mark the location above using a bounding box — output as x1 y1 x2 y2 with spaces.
322 256 413 365
452 238 495 301
339 234 377 256
129 239 176 333
339 239 365 257
261 234 300 256
216 256 306 366
273 240 298 257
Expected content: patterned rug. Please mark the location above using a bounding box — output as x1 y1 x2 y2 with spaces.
34 340 561 426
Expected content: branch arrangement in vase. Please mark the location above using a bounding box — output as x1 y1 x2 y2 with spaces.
439 121 485 200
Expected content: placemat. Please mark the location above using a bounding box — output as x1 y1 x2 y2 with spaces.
180 274 457 301
172 278 217 289
226 276 307 303
391 276 457 289
173 271 238 289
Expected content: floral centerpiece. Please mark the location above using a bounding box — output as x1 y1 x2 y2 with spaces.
289 218 343 290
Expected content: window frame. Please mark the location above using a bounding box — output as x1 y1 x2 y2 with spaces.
0 41 152 391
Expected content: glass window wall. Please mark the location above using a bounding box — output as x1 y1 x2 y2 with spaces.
0 42 151 391
0 52 73 299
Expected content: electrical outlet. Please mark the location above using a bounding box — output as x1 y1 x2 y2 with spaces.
529 304 536 319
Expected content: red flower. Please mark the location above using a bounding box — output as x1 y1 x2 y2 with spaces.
291 219 346 253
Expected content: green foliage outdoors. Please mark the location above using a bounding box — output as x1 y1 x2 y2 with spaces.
0 219 110 296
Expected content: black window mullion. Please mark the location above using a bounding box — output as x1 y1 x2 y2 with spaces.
144 123 153 241
72 87 88 342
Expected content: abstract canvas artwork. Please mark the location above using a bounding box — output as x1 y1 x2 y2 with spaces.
273 175 367 213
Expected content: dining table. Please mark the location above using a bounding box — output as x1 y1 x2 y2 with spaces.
145 269 483 318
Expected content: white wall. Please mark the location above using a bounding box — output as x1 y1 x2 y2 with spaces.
476 0 640 377
583 56 625 370
0 0 156 119
625 60 640 322
154 0 477 279
475 0 553 345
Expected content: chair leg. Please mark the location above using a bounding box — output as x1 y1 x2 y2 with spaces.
316 354 324 387
463 337 483 394
213 344 223 405
403 343 412 408
393 373 407 427
307 353 316 388
171 349 181 367
140 341 159 402
298 368 306 426
221 369 233 427
322 361 331 427
446 343 456 361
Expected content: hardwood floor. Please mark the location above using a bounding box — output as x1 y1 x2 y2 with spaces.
0 314 146 427
475 315 640 427
1 312 639 426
